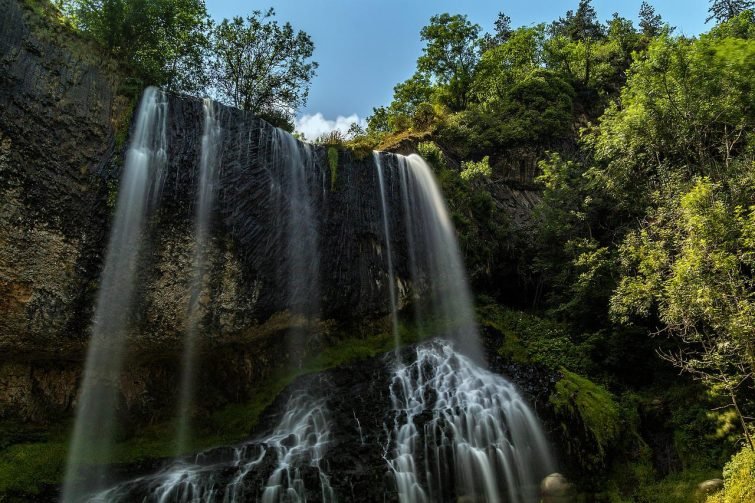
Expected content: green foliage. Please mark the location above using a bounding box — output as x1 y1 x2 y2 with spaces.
706 446 755 503
473 25 546 99
417 13 480 110
607 465 721 503
390 73 434 118
550 0 605 41
550 369 621 469
439 69 575 160
707 0 754 24
586 29 755 207
416 141 446 170
611 177 755 443
477 303 593 373
480 11 513 51
639 2 664 37
66 0 211 92
460 156 491 182
411 102 436 131
210 9 317 121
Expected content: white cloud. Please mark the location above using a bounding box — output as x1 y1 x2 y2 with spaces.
295 112 366 141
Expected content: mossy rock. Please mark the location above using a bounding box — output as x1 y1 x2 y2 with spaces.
550 369 621 470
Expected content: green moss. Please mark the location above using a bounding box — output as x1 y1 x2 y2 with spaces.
550 369 621 464
0 441 67 495
327 146 338 190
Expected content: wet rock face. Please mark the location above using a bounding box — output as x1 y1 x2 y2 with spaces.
95 342 559 502
150 96 418 324
0 0 543 425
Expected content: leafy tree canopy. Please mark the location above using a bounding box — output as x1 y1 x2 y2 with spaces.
417 13 481 110
209 9 317 126
66 0 211 93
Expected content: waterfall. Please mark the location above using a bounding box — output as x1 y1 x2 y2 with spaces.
397 154 481 361
272 129 320 319
386 342 554 503
259 394 334 503
67 98 554 502
385 154 554 502
373 152 400 352
62 87 168 502
175 98 222 454
91 393 333 503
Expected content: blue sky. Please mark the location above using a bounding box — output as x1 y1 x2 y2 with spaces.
205 1 711 138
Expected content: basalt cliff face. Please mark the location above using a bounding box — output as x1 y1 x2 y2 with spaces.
0 0 542 425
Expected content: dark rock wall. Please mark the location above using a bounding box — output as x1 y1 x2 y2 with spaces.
149 96 415 325
0 0 121 354
0 0 543 424
0 0 124 420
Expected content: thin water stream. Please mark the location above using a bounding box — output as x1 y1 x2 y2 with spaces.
175 97 222 454
62 87 168 502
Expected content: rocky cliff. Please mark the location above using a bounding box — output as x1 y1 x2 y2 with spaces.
0 0 543 426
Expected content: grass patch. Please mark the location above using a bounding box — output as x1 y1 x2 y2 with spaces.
600 465 721 503
0 441 68 495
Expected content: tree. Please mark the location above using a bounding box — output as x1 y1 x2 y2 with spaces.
551 0 605 41
611 179 755 449
389 72 434 117
210 8 317 123
481 12 513 51
69 0 211 93
474 25 546 99
366 106 391 134
587 30 755 210
547 0 606 92
417 13 481 110
639 2 663 37
707 0 755 23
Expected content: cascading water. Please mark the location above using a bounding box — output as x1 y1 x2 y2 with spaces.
62 87 168 502
386 342 554 503
384 154 554 502
373 152 400 352
175 98 222 454
91 393 333 503
260 394 334 503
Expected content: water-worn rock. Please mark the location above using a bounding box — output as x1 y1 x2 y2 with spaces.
541 472 573 502
697 478 724 495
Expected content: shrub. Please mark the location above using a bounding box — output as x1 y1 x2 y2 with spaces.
460 156 492 182
706 447 755 503
417 141 446 171
412 102 436 130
